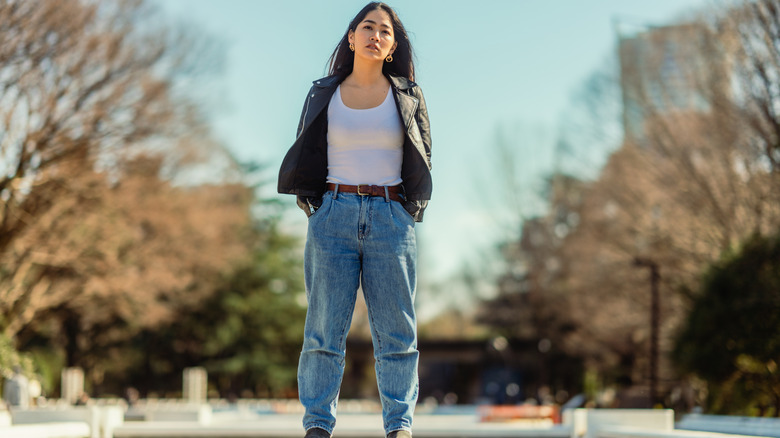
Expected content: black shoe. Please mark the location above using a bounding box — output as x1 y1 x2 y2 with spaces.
387 430 412 438
305 427 331 438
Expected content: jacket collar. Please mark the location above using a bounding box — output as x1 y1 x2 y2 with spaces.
311 75 340 89
303 73 418 137
312 74 417 91
388 75 416 90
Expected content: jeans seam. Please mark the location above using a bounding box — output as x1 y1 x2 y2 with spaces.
337 284 358 357
362 281 384 389
363 280 383 355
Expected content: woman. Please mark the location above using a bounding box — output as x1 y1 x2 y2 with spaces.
277 3 432 438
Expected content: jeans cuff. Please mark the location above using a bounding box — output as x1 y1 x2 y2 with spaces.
305 424 333 436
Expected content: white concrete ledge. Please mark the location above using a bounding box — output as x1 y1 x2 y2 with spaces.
677 415 780 438
598 425 773 438
0 410 12 426
10 406 124 438
144 404 211 424
567 408 675 438
0 422 91 438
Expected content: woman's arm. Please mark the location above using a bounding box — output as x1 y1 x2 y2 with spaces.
412 85 432 170
296 86 314 138
402 84 432 221
293 86 323 217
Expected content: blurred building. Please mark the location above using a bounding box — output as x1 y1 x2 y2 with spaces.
343 337 581 406
617 22 718 146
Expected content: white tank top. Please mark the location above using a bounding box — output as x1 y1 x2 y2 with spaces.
326 84 404 186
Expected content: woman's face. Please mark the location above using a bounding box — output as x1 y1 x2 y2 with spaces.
348 9 397 63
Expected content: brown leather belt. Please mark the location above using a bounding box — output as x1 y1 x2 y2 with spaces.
327 183 404 203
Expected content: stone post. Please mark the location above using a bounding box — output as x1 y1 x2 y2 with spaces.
182 367 207 403
61 367 84 405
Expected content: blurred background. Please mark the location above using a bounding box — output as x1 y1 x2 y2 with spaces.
1 0 779 418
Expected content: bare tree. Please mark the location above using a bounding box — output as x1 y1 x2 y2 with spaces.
555 2 780 398
483 1 780 403
24 155 252 368
0 0 243 341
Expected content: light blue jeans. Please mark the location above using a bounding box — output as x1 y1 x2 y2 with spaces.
299 190 419 436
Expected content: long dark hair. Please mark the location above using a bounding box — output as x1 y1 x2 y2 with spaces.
327 2 415 81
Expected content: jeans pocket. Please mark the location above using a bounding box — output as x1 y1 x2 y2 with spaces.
308 193 333 221
394 200 416 226
401 200 420 221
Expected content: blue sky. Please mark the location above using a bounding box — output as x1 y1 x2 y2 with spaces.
158 0 710 282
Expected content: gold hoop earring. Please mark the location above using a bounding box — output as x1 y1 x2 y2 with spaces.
349 43 355 52
385 54 393 62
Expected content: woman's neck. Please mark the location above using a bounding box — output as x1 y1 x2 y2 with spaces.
347 58 386 87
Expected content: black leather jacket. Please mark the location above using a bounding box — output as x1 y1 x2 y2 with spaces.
277 74 432 222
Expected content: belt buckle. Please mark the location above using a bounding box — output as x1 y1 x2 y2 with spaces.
357 184 370 196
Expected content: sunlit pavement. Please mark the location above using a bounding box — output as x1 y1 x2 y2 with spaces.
9 404 779 438
113 408 568 438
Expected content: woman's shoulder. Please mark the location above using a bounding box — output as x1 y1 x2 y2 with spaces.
311 75 342 88
387 74 418 91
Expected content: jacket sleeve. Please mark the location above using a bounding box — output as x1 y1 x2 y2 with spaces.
412 85 432 170
403 84 431 222
291 87 321 217
296 86 314 139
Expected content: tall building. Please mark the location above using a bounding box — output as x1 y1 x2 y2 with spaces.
618 23 715 146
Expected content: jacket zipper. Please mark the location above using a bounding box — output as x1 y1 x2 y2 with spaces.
297 91 313 139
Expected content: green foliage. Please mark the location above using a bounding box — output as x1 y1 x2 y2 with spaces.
0 334 33 378
673 232 780 415
7 213 307 399
0 333 36 399
128 219 307 398
24 347 65 396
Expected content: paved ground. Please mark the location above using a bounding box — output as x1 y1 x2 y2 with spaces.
114 413 570 438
